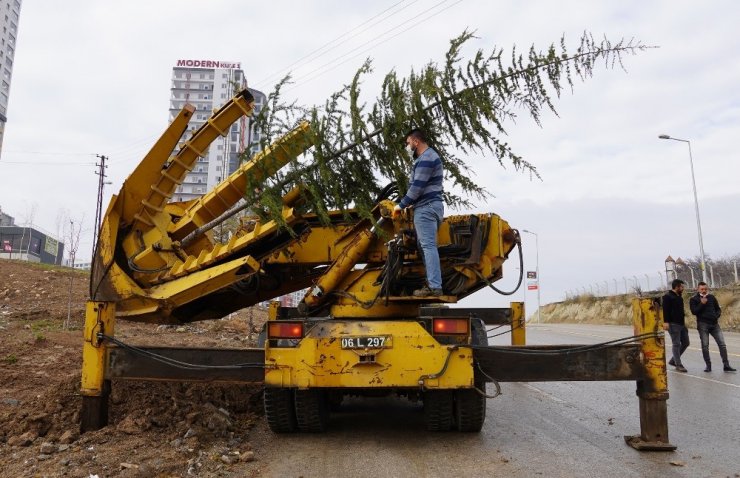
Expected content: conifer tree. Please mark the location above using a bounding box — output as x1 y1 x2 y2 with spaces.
240 31 649 229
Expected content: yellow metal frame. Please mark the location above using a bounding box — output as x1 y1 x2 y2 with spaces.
81 301 116 397
265 320 475 389
511 301 526 346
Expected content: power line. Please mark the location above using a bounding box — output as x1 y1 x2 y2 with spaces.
0 150 95 156
255 0 414 86
285 0 463 92
0 160 96 165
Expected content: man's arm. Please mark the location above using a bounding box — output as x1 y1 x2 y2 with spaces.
689 295 703 315
662 295 674 324
398 158 436 209
713 295 722 317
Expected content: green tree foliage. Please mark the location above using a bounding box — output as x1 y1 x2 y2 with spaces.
241 31 649 229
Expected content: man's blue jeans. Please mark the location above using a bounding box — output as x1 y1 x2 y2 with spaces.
697 322 730 366
413 201 444 290
667 323 689 367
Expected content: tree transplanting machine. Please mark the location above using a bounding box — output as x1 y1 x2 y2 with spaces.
80 89 675 450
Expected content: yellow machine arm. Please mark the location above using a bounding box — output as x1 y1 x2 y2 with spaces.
90 89 519 324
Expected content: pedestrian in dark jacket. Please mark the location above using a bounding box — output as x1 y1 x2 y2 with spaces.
662 279 688 372
689 282 736 372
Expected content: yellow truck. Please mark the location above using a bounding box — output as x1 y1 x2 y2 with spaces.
80 89 675 448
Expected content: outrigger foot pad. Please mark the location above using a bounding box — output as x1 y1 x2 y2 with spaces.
624 435 677 451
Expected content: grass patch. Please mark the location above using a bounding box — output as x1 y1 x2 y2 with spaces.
4 354 18 364
30 318 60 333
0 258 90 276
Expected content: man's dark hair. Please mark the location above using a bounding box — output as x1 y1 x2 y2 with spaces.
405 128 427 143
671 279 685 289
697 281 707 286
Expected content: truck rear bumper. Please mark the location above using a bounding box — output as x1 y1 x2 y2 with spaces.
265 320 474 389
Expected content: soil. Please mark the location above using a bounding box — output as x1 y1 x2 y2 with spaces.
0 259 269 477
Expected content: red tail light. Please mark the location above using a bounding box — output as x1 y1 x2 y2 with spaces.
432 318 469 335
268 322 304 339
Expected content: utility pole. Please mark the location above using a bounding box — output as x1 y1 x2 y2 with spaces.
93 154 109 260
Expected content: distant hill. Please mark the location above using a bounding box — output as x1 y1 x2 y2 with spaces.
541 285 740 331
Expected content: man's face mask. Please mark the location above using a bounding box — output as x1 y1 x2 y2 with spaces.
405 142 416 159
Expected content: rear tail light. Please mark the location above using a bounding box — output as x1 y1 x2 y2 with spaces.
268 321 304 339
432 318 469 335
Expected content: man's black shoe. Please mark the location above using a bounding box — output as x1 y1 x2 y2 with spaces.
704 366 711 372
412 286 443 298
675 365 688 373
724 365 737 372
668 358 675 366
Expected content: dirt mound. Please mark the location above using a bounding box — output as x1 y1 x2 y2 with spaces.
0 259 88 325
0 259 269 477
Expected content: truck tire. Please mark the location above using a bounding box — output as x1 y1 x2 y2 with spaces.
455 318 487 431
454 380 486 432
264 388 297 433
294 389 329 432
424 390 454 431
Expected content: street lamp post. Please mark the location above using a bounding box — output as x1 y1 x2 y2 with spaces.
659 134 709 284
522 229 541 324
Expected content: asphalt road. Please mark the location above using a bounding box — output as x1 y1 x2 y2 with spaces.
250 324 740 477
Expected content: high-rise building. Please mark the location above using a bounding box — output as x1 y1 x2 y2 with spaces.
168 59 266 202
0 0 22 156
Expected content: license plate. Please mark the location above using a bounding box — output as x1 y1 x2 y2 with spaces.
340 335 391 350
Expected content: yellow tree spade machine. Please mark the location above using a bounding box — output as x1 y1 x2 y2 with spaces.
80 34 675 450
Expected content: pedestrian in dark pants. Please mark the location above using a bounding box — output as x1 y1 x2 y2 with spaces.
662 279 689 372
689 282 736 373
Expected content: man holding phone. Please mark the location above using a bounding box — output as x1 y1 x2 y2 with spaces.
689 282 736 372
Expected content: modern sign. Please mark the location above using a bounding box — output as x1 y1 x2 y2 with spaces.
176 59 241 69
527 271 537 279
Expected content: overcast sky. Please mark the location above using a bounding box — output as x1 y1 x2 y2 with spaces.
1 0 739 314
